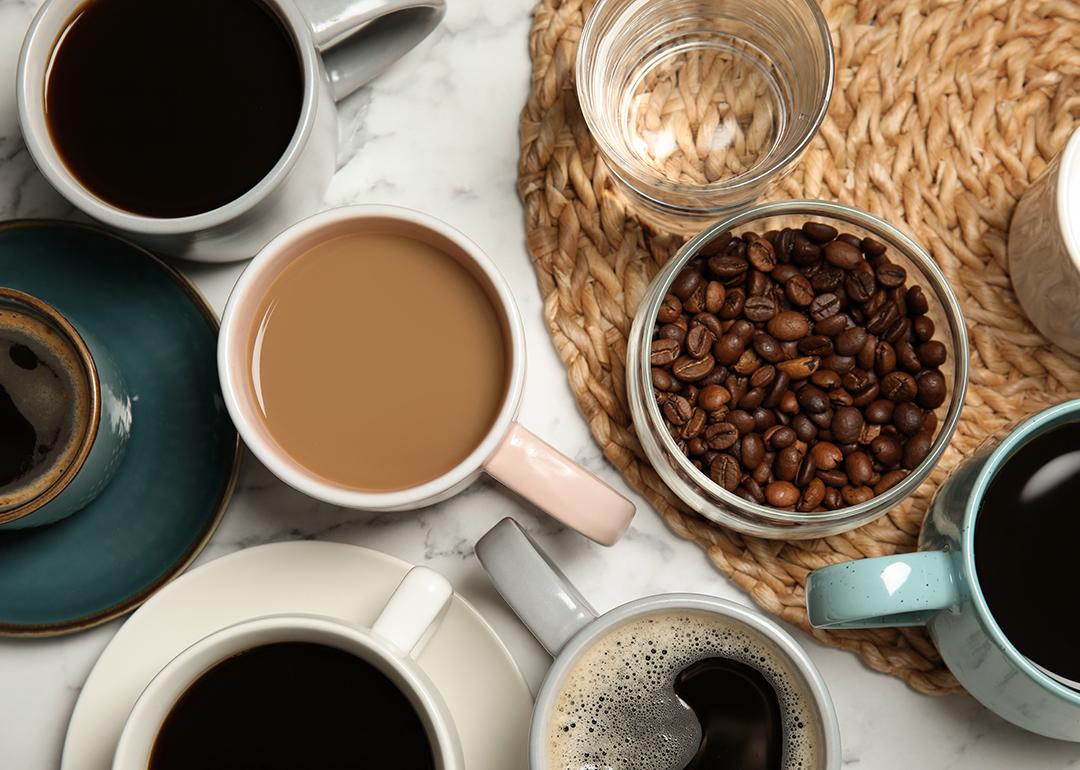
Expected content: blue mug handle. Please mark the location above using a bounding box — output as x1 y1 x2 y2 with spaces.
805 551 961 629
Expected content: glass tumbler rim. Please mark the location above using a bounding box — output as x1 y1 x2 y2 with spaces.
629 199 971 537
576 0 836 203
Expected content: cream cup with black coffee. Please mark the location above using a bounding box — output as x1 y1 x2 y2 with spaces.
219 206 636 544
476 518 842 770
0 288 131 529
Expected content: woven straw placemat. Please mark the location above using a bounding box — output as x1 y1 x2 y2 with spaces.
518 0 1080 695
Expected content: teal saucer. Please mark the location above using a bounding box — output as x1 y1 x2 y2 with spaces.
0 221 240 636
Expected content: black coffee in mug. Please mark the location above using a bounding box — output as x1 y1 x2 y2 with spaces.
975 420 1080 684
149 642 435 770
44 0 303 218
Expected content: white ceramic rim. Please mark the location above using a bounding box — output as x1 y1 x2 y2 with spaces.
16 0 318 233
529 594 842 770
1056 126 1080 271
218 204 527 510
111 614 462 770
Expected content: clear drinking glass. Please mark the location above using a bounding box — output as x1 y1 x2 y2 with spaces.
627 201 970 539
577 0 834 233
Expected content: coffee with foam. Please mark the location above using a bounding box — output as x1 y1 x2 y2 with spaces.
546 610 823 770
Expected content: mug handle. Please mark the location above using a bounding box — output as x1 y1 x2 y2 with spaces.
483 424 636 546
371 566 454 657
805 551 961 629
296 0 447 101
476 518 598 656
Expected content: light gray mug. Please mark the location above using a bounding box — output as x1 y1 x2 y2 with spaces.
476 518 842 769
17 0 445 262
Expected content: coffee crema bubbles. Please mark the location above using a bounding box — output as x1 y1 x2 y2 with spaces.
546 611 822 770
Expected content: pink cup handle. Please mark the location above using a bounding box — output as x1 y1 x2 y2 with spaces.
483 423 635 546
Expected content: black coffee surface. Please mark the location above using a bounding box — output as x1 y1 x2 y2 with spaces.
975 421 1080 683
150 642 436 770
674 657 784 770
45 0 302 218
0 384 36 487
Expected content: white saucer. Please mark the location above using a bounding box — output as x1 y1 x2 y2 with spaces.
62 541 533 769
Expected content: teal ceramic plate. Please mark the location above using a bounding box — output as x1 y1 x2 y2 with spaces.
0 221 240 636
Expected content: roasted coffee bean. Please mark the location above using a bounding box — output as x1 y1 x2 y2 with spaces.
738 386 765 410
902 431 933 469
824 240 862 270
785 274 815 306
670 269 703 301
656 323 687 345
693 312 723 337
913 315 935 342
705 422 739 450
802 222 838 243
876 262 907 288
845 451 873 485
823 487 843 509
662 395 692 425
884 317 910 344
682 408 707 439
710 454 742 491
752 408 777 433
744 295 779 322
701 232 733 256
800 478 826 509
768 264 797 284
718 288 746 319
840 368 872 394
729 409 756 435
708 254 749 280
810 369 841 389
745 270 769 297
765 480 800 507
705 281 726 313
865 399 894 424
821 354 855 375
651 367 677 392
698 368 729 389
835 326 868 356
845 269 876 303
650 337 681 366
734 350 762 376
731 319 755 341
672 355 715 381
742 433 766 469
881 371 917 402
810 293 841 322
798 335 833 356
916 369 947 409
810 441 843 470
763 371 790 409
808 409 834 429
874 469 907 494
841 485 874 505
874 340 897 375
830 388 854 408
792 414 817 442
917 340 947 367
751 459 773 485
831 407 864 444
713 332 746 365
742 477 766 503
658 293 682 323
779 389 799 414
777 356 820 380
795 452 817 487
796 384 828 413
896 340 921 373
765 425 797 450
747 237 777 272
686 323 717 358
699 384 731 411
857 335 877 370
871 434 902 466
774 228 797 261
750 365 777 389
792 233 822 265
861 237 887 258
866 302 899 335
892 402 924 436
767 311 810 341
752 332 786 363
814 313 850 337
837 233 863 248
776 445 803 481
905 285 929 315
810 268 844 293
818 469 849 487
683 384 700 405
687 437 707 456
922 411 939 434
683 283 707 313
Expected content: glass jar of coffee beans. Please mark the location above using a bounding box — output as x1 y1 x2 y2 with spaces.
627 200 969 539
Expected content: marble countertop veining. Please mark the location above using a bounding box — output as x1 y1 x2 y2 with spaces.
0 0 1078 767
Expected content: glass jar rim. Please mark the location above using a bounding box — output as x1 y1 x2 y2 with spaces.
634 199 970 529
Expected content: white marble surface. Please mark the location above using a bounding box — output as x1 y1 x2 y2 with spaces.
0 0 1078 767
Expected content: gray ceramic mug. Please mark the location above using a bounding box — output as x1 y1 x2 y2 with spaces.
476 518 842 769
17 0 445 262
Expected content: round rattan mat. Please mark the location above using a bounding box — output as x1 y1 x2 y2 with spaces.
518 0 1080 695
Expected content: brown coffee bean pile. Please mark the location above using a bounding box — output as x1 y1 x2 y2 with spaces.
650 222 949 512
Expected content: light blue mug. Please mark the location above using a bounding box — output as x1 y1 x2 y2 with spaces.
806 399 1080 741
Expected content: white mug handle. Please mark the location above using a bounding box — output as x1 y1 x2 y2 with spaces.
295 0 447 101
371 566 454 658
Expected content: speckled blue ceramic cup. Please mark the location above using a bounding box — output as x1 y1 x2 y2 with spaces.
0 288 131 530
806 399 1080 741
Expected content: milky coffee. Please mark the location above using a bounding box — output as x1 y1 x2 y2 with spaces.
248 230 508 491
0 299 91 509
547 610 823 770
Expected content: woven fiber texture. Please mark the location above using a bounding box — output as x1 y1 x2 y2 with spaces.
518 0 1080 695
